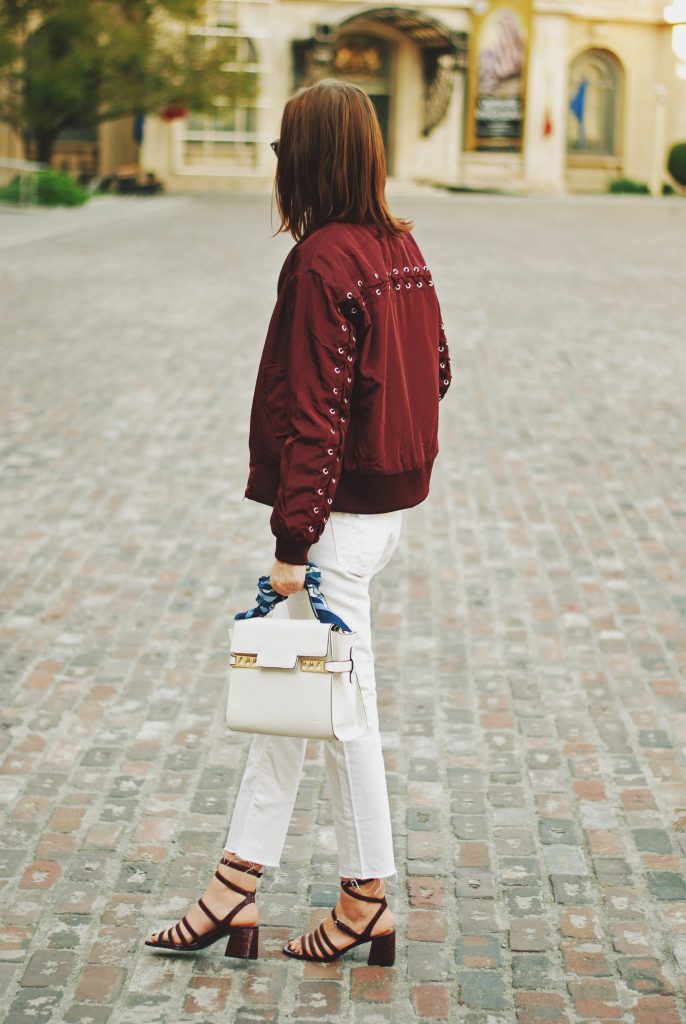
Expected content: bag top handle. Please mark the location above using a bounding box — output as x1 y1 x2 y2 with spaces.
234 561 352 633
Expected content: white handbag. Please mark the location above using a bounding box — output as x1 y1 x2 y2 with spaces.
225 563 368 741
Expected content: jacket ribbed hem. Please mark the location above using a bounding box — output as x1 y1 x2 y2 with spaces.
245 458 435 516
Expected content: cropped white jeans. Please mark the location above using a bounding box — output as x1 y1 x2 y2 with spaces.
224 508 403 880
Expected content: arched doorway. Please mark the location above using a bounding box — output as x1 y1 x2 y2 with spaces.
292 8 466 179
567 48 623 157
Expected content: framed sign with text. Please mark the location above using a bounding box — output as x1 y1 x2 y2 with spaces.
466 0 533 152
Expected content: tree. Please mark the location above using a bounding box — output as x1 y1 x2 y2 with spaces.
0 0 258 164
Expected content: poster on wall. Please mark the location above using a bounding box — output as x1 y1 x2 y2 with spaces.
466 0 533 152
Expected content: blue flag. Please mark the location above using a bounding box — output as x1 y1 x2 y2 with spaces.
570 79 588 125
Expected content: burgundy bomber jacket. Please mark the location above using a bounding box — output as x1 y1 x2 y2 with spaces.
244 220 452 564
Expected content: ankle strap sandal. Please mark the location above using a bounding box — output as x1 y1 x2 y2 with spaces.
282 877 395 966
145 855 262 960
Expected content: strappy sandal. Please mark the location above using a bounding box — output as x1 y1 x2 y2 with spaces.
282 877 396 966
145 856 262 959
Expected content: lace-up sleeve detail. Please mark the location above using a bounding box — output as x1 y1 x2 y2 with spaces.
270 269 363 565
436 300 452 402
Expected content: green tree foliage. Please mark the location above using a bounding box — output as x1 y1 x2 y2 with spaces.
0 0 258 163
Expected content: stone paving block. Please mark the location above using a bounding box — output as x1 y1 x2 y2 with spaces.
543 845 589 876
504 886 545 917
455 868 496 899
647 871 686 900
64 1005 113 1023
616 956 674 995
454 933 503 968
5 988 62 1024
550 875 594 904
410 983 450 1019
456 969 509 1010
407 941 449 981
456 899 499 934
509 918 549 951
560 941 613 977
511 953 555 990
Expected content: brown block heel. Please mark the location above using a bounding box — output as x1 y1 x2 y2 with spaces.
225 924 259 959
367 928 395 966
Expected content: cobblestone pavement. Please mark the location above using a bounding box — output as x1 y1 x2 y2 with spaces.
1 191 686 1023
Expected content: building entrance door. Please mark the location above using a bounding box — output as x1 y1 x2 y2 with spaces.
332 34 394 172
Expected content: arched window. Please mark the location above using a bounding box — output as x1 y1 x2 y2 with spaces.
567 49 622 157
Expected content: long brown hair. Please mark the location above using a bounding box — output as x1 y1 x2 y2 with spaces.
273 78 413 242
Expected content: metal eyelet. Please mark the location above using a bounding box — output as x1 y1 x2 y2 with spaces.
347 292 353 298
330 427 336 434
423 264 428 270
347 376 351 383
351 306 358 313
313 506 319 513
347 354 353 361
334 367 341 374
340 417 346 424
357 279 363 286
395 283 401 290
429 280 434 286
317 488 323 495
440 362 445 368
327 498 333 504
403 266 409 272
417 281 423 287
443 378 449 384
323 468 329 474
327 448 334 455
374 272 379 278
376 288 381 295
308 526 314 532
332 477 336 484
392 268 398 275
405 282 411 289
329 408 336 415
341 325 347 332
413 266 419 272
338 347 344 354
343 397 348 403
439 346 444 352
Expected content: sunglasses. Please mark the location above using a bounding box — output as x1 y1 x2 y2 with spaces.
270 138 279 156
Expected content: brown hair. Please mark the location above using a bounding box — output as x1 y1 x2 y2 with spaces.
272 79 413 242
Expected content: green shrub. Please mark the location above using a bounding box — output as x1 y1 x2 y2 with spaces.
0 168 90 206
608 177 651 194
662 182 675 195
667 141 686 187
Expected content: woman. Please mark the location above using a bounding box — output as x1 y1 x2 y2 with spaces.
146 78 451 966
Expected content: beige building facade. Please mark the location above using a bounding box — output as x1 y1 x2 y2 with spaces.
3 0 686 194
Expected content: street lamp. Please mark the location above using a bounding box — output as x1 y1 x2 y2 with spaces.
664 0 686 79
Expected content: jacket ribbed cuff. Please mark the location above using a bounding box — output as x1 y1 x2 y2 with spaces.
274 536 310 565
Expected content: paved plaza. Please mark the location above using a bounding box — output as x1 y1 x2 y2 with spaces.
1 190 686 1023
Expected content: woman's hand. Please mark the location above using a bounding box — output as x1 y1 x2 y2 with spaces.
270 559 307 596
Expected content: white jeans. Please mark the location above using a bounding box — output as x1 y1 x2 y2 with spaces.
224 508 403 879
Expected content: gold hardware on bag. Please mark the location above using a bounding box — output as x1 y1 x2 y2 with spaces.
232 653 258 668
231 653 328 673
300 657 327 673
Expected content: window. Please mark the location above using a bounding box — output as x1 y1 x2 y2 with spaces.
180 2 263 172
567 49 622 157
